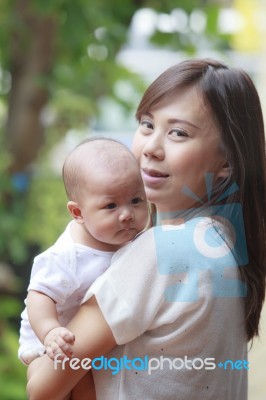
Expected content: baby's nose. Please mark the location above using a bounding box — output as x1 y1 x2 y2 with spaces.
119 207 133 222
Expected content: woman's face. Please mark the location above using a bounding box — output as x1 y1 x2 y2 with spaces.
132 85 227 212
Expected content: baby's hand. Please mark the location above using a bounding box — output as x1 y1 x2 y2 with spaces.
44 327 75 360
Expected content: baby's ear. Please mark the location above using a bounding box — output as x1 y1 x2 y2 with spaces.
67 201 83 222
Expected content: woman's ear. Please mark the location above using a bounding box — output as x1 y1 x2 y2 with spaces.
217 161 231 180
67 201 83 223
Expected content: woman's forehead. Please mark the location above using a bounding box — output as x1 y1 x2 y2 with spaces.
150 86 210 121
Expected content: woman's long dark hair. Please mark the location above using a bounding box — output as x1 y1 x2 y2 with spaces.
136 59 266 341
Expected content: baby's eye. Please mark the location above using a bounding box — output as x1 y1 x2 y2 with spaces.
105 203 117 209
131 197 143 205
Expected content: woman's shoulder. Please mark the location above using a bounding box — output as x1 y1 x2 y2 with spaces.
112 216 234 264
112 227 157 261
111 221 198 265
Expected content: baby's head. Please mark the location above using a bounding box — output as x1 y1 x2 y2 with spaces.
62 138 149 251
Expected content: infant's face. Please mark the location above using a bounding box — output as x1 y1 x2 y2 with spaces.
78 165 149 251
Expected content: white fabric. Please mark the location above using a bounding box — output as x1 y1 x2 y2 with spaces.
84 218 247 400
18 222 114 365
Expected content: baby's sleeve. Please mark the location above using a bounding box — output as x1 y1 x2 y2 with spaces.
28 246 79 305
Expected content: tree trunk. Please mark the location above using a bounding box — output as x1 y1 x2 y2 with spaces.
6 0 56 173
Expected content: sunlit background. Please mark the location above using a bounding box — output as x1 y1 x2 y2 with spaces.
0 0 265 398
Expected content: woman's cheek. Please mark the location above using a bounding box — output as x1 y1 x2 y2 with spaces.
131 134 143 162
131 144 141 162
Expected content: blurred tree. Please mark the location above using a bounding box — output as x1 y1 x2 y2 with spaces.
5 0 56 174
0 0 140 174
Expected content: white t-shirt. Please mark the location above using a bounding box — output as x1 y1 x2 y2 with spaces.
18 222 114 363
84 217 247 400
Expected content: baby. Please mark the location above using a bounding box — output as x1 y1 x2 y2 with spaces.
18 137 149 366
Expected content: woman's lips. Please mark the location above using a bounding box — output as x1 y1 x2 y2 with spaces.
141 168 169 184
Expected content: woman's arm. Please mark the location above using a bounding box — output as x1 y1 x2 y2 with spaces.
27 296 116 400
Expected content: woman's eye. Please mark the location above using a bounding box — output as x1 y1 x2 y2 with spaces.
169 129 188 138
105 203 117 210
140 120 153 130
131 197 143 205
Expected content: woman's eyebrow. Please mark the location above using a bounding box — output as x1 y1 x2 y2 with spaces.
168 118 200 129
144 111 200 129
142 111 153 118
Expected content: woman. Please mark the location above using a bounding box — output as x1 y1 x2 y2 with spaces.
27 59 266 400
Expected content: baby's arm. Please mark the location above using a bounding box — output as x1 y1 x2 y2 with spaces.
27 296 116 400
27 290 75 359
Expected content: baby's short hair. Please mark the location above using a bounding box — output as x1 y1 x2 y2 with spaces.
62 137 137 200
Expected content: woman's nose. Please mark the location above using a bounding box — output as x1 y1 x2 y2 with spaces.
143 134 164 160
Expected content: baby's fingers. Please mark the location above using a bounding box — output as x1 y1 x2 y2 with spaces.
60 330 75 345
56 335 74 358
46 342 64 361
